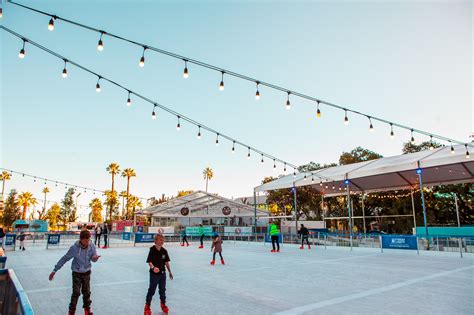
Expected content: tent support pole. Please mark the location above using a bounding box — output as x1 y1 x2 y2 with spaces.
410 190 419 255
293 184 298 238
253 190 257 233
346 181 353 251
454 194 463 258
417 169 429 250
361 194 366 235
321 194 325 228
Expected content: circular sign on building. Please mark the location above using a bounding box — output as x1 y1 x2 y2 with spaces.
222 206 231 215
235 228 241 235
181 207 190 216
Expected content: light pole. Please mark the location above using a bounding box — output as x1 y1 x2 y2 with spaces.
75 193 81 222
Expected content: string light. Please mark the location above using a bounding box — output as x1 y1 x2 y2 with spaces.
429 136 434 150
97 31 104 51
368 116 374 132
311 174 314 182
261 154 264 163
273 159 276 169
390 123 395 139
197 126 201 139
316 101 321 118
450 141 455 154
293 169 296 178
344 110 349 125
303 174 307 181
219 71 225 91
319 181 323 187
183 60 189 78
247 147 251 159
286 92 291 110
139 46 147 67
126 91 131 106
18 39 26 59
255 81 260 100
215 133 219 146
176 116 181 130
151 104 157 119
48 16 55 31
95 77 101 92
410 129 415 144
284 163 287 172
62 59 68 78
232 141 235 153
465 144 470 159
5 4 470 150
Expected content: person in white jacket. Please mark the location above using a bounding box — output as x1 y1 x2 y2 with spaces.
49 230 100 315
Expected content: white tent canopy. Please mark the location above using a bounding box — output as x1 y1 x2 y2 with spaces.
254 145 473 196
137 190 268 218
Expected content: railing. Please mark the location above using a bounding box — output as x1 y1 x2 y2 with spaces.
0 269 34 315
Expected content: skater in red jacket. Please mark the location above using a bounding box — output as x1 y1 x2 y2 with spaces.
144 234 173 315
210 234 224 265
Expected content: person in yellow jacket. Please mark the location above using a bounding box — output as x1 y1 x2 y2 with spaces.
269 222 280 252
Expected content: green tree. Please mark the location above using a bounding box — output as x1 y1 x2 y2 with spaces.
61 188 76 226
339 146 383 165
402 140 442 154
2 190 21 229
89 198 104 223
45 203 61 230
103 190 120 221
125 195 143 220
121 168 136 216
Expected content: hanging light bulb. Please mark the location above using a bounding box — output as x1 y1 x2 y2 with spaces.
465 144 470 159
62 59 68 78
316 101 321 118
139 46 147 67
219 71 225 91
0 8 3 19
368 117 374 132
450 142 455 154
95 77 101 92
176 116 181 130
151 104 157 119
18 40 26 59
97 32 104 51
284 163 287 172
197 126 201 139
247 147 251 159
273 159 276 169
293 169 296 178
286 92 291 110
319 181 323 187
232 141 235 153
311 174 314 182
344 110 349 125
410 129 415 144
261 154 264 163
255 81 260 100
215 134 219 146
48 17 55 31
390 123 395 139
303 174 307 181
183 60 189 78
429 136 434 150
126 91 131 106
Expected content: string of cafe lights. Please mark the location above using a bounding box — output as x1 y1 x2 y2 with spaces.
5 1 472 157
0 168 149 202
1 26 335 181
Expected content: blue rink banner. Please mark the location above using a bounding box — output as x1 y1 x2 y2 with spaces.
47 234 61 245
122 232 132 241
381 235 417 250
5 234 16 246
135 233 155 243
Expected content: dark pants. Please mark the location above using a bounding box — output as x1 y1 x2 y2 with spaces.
181 235 189 245
103 234 108 247
271 235 280 251
301 236 310 246
212 251 223 260
95 234 101 246
146 272 166 305
200 234 204 246
69 271 91 312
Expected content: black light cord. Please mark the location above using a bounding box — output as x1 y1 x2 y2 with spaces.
6 1 472 148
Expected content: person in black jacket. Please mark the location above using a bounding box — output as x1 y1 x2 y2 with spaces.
299 224 311 250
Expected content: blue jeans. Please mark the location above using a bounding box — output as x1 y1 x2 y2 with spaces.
146 272 166 304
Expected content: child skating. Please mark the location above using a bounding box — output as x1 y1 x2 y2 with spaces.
145 234 173 315
18 231 26 251
210 233 224 265
49 230 100 315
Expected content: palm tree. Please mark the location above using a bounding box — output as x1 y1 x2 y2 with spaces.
1 171 11 201
121 168 136 216
119 190 128 217
89 198 104 223
18 191 38 220
40 187 50 219
202 167 214 214
106 163 120 221
126 195 143 220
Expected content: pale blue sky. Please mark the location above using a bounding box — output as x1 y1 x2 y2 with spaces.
1 0 472 218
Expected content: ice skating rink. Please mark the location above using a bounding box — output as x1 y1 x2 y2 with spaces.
7 241 473 315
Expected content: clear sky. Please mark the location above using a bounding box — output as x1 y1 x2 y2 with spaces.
1 0 472 219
